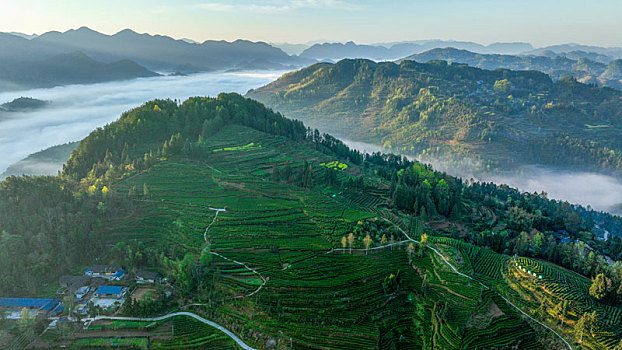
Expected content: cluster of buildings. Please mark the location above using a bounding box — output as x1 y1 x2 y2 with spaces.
1 265 162 320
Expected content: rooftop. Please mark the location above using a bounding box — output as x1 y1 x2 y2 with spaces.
136 270 161 279
95 286 123 295
0 298 61 311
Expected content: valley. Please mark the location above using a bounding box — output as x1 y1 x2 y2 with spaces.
2 94 622 349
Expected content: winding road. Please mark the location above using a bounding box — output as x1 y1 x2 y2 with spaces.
84 312 257 350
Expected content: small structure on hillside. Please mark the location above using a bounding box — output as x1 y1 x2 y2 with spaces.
93 286 127 299
135 270 162 284
0 298 63 319
74 286 91 302
85 265 126 281
60 275 92 300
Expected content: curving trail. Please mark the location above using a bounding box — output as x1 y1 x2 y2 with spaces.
384 218 573 350
203 208 268 298
84 312 256 350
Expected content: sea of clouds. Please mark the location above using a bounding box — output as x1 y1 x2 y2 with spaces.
0 71 285 175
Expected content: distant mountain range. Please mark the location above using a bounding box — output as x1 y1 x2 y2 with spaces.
0 27 311 74
4 27 622 92
403 48 622 90
298 40 535 61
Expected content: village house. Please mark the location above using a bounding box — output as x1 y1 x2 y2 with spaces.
59 275 92 301
93 286 127 299
85 265 126 281
0 298 63 320
135 270 162 284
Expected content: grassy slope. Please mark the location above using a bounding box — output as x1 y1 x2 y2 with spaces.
247 59 622 174
66 123 622 349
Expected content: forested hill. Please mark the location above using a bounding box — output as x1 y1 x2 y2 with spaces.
4 93 622 348
247 59 622 175
0 51 159 91
403 48 622 90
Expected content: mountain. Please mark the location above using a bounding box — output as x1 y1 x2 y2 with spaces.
402 48 622 90
528 44 622 59
0 97 48 112
0 50 159 91
300 41 396 61
0 142 78 179
247 59 622 176
2 93 622 349
270 42 310 55
300 40 535 62
0 27 313 75
8 32 38 40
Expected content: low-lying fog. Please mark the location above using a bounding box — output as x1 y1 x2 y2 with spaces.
340 138 622 216
0 71 285 175
1 75 621 216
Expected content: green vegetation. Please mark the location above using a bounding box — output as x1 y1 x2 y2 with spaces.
3 93 622 348
247 58 622 175
0 97 48 112
404 48 622 91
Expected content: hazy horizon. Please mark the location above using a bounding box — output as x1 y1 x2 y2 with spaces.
2 0 622 48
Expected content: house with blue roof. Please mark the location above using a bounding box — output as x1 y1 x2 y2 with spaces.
0 298 63 319
93 286 127 299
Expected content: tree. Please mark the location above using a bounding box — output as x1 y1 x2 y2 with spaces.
493 79 512 94
589 273 608 300
381 234 388 246
63 294 77 318
553 300 569 325
363 234 372 255
419 233 428 257
348 232 355 254
574 312 588 343
143 183 150 197
575 311 597 343
18 307 35 336
341 236 347 254
407 243 415 263
390 234 395 250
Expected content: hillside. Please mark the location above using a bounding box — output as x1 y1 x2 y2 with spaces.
2 94 622 349
0 97 48 112
0 51 159 91
404 48 622 90
0 142 78 179
247 59 622 175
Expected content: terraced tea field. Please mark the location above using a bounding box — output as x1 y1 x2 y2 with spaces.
77 124 622 349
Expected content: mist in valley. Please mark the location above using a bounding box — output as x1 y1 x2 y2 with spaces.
337 138 622 216
0 71 286 175
1 73 621 217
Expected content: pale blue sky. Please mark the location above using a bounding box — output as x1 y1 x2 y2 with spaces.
1 0 621 46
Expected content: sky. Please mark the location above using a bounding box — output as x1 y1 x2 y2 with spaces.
1 0 621 47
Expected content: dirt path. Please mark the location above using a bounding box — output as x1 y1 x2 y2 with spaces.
203 207 268 298
383 218 573 350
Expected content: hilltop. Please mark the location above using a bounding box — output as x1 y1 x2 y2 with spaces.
247 59 622 176
0 97 48 112
1 94 622 348
0 51 159 91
